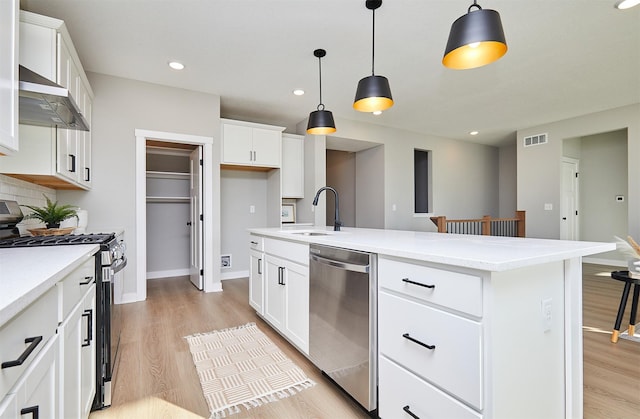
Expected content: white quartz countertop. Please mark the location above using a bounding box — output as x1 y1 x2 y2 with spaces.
248 226 615 271
0 244 99 327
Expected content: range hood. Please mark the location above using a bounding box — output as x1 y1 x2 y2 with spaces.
18 65 89 132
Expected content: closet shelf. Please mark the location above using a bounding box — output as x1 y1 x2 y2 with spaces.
146 171 190 180
146 196 190 203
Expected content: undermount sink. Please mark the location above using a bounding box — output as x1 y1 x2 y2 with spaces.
290 231 330 236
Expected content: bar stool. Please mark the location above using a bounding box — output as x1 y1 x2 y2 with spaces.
610 271 640 343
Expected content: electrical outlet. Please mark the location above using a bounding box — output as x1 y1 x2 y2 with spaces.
544 203 553 211
249 205 255 213
221 255 231 268
541 298 552 332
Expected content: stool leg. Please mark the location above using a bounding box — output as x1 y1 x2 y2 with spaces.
628 284 639 337
612 281 632 343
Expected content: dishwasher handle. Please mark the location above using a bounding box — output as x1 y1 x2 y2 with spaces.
310 253 369 274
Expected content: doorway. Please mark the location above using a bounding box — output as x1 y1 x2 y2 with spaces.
135 129 220 302
561 157 579 240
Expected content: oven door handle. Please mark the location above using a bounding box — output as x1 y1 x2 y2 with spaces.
111 256 127 274
310 254 369 273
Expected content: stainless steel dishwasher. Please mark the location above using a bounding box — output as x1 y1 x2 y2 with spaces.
309 244 377 414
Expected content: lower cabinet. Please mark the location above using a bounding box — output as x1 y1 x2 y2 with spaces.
249 249 264 315
263 252 309 354
80 286 96 418
0 333 59 419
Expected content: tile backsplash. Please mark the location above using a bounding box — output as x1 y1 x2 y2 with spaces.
0 174 56 207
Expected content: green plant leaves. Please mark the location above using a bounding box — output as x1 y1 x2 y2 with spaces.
21 195 78 228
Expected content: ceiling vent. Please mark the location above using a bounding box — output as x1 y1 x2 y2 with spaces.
523 133 548 147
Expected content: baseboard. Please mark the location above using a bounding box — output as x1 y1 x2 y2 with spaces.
119 292 143 304
583 257 626 267
147 268 190 279
221 270 249 281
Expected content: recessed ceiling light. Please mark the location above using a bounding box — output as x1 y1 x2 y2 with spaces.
293 89 305 96
168 61 184 70
470 131 479 136
372 110 382 116
615 0 640 9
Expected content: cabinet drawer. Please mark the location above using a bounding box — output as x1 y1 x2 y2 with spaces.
264 238 308 266
0 287 57 396
379 291 483 409
249 235 264 252
57 258 95 322
379 356 482 419
379 256 482 316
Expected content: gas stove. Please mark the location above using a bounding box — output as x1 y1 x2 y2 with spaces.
0 233 115 248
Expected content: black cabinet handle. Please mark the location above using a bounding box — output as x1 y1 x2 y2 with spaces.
278 266 285 285
250 241 258 245
402 278 435 289
1 336 43 369
403 405 419 419
82 309 93 347
402 333 435 350
21 406 39 419
84 167 90 181
186 221 192 226
258 258 262 275
69 154 76 173
79 276 93 285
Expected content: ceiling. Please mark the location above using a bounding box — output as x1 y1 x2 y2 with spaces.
20 0 640 147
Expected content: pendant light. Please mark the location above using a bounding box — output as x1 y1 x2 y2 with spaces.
307 49 336 135
443 0 507 70
353 0 393 113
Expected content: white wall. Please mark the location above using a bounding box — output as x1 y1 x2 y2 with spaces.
326 150 355 227
57 72 220 302
355 145 385 229
517 104 639 264
302 117 501 231
498 143 517 218
220 169 268 278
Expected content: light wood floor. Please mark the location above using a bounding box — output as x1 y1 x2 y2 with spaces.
90 264 639 419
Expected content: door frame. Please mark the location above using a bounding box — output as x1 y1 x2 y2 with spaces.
135 129 221 301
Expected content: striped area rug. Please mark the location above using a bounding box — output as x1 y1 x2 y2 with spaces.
185 322 315 418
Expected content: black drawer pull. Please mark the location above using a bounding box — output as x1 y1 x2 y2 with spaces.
403 405 419 419
21 405 39 419
69 154 76 173
1 336 43 369
258 258 262 275
278 266 286 285
82 309 93 347
84 167 91 182
402 333 435 350
250 241 258 245
80 276 94 285
402 278 435 289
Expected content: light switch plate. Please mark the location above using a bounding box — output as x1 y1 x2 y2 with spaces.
544 203 553 211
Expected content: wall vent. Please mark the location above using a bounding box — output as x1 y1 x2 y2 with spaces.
524 133 548 147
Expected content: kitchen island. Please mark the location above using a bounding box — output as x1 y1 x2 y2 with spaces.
248 226 615 419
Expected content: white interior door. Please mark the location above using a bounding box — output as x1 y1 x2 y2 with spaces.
189 147 203 289
561 158 580 240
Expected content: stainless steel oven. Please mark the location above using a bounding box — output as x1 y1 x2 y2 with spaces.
309 244 377 415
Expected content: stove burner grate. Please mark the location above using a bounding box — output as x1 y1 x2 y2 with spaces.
0 233 115 248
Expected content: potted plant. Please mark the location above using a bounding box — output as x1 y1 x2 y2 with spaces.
21 195 78 229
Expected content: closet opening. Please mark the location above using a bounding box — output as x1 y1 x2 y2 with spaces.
145 140 204 290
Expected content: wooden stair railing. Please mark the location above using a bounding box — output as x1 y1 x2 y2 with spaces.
430 210 526 237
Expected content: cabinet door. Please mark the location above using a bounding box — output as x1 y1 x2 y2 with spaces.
77 130 92 188
15 335 59 419
0 0 19 154
59 299 83 419
284 260 309 353
249 250 264 315
281 135 304 198
56 128 79 182
264 256 286 330
80 285 96 419
222 124 252 165
252 128 281 167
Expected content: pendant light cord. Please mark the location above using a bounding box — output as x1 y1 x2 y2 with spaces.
371 7 376 76
317 55 324 110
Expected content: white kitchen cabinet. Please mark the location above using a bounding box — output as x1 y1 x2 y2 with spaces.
80 285 96 419
281 134 304 198
0 11 93 190
258 237 309 354
221 119 284 168
0 0 19 155
249 248 264 315
378 255 568 419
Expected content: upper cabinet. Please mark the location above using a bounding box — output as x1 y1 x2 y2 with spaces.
221 119 284 168
281 134 304 198
0 0 19 155
0 11 94 190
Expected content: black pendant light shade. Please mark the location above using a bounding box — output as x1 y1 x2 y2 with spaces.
307 49 336 135
353 0 394 113
307 109 336 135
353 75 393 113
443 1 507 70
